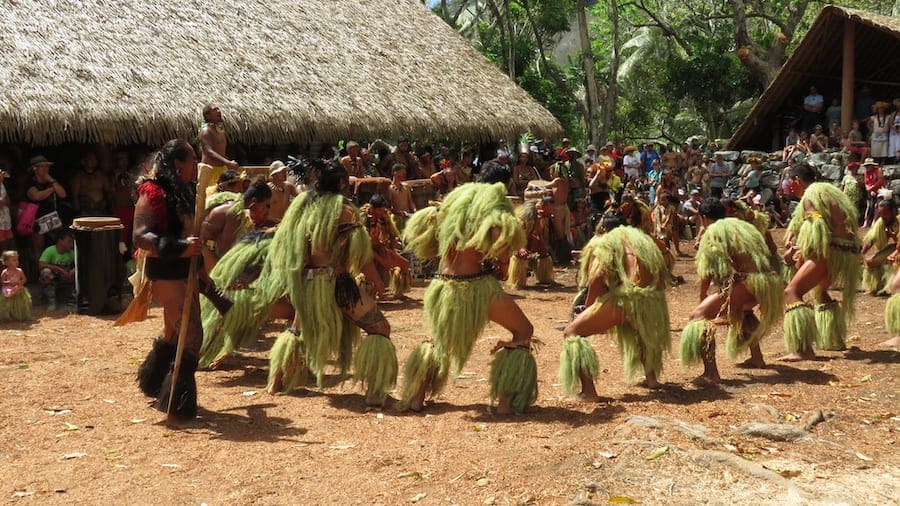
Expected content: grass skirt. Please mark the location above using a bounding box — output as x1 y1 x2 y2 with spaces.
267 329 310 394
783 302 816 353
489 348 538 415
726 272 783 358
680 319 714 367
862 266 891 295
298 275 358 386
885 294 900 336
0 288 31 321
388 266 411 297
506 255 528 289
353 334 398 406
815 302 846 351
558 336 598 396
589 287 670 381
535 255 554 284
397 342 449 410
425 275 504 374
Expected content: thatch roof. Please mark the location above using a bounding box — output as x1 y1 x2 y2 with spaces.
727 5 900 150
0 0 561 147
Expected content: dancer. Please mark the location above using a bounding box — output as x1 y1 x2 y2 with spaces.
781 163 860 359
200 175 272 270
680 199 783 384
264 160 396 407
133 139 204 420
507 198 554 289
362 194 411 299
861 198 898 295
882 248 900 347
559 211 670 400
400 161 536 414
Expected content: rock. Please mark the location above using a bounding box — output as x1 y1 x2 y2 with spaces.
749 403 781 423
802 410 828 431
716 150 740 162
883 164 900 179
658 416 713 444
819 164 842 181
740 150 768 163
624 415 661 428
735 423 809 442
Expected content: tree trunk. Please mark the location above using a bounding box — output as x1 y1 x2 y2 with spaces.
577 0 600 146
486 0 510 77
602 0 621 141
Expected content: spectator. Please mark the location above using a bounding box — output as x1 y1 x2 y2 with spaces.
707 154 731 198
0 165 12 250
640 143 660 175
802 85 825 133
622 145 641 181
71 150 111 216
869 101 891 163
25 155 67 264
862 158 884 228
38 230 75 311
825 97 842 127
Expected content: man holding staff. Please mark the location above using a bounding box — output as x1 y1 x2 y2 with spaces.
133 140 206 421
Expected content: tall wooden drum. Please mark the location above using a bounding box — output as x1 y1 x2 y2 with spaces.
524 179 552 202
403 179 436 209
71 217 126 315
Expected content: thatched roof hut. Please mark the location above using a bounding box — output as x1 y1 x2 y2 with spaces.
727 6 900 150
0 0 561 147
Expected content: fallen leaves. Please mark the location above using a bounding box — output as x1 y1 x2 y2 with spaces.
645 446 668 460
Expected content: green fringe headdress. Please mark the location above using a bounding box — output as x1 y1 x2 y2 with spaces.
267 328 310 394
577 226 671 381
199 231 274 368
489 347 538 415
696 218 784 357
558 336 598 396
403 182 525 263
353 333 398 406
0 288 32 321
787 182 861 322
885 293 900 336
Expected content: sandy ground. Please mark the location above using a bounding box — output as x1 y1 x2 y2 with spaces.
1 230 898 505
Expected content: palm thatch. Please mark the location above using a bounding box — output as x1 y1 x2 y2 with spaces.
728 6 900 150
0 0 561 146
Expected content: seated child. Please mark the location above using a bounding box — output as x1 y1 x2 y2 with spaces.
1 250 31 320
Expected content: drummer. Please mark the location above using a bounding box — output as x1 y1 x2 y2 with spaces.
388 163 416 231
512 149 541 197
266 161 297 223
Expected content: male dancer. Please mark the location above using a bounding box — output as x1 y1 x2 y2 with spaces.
680 199 783 384
559 212 670 400
134 140 204 420
399 162 536 414
781 163 860 359
264 161 396 407
199 103 239 186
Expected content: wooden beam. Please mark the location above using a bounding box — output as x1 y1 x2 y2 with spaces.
841 19 855 134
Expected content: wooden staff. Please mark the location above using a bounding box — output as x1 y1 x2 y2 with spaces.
166 163 214 425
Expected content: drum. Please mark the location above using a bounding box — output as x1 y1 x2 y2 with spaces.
524 179 552 202
507 196 523 208
71 217 126 315
353 177 391 206
403 179 437 209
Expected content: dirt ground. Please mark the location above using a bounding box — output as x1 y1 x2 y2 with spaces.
1 230 898 505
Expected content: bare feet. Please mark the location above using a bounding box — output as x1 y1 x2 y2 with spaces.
879 336 900 347
266 371 284 395
208 355 227 370
736 357 766 369
495 395 513 415
579 371 600 401
691 374 721 386
408 383 428 412
777 349 816 361
640 371 661 389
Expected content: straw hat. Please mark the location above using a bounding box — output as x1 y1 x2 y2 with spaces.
269 160 287 176
862 157 878 167
27 155 53 170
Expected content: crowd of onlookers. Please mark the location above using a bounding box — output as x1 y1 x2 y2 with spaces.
2 90 899 318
